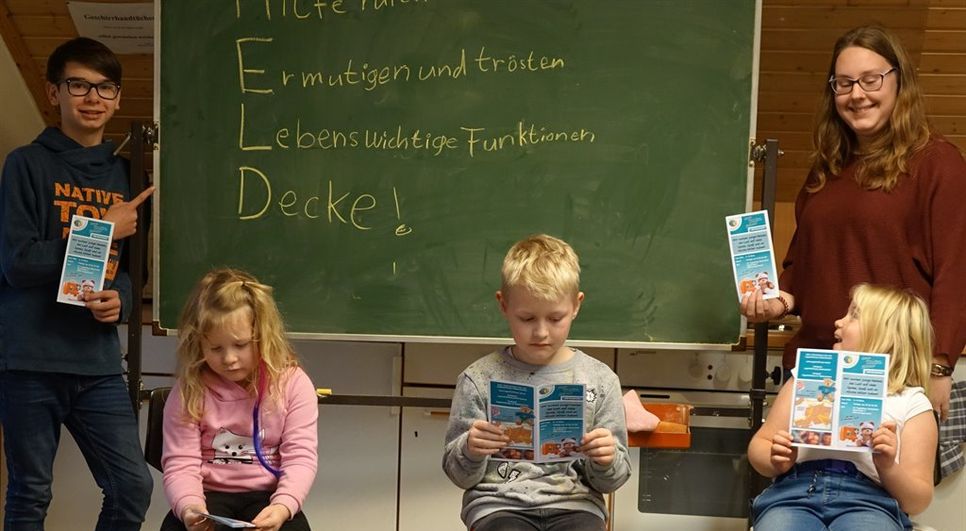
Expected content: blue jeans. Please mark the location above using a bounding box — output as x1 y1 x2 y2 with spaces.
0 371 153 531
751 459 912 531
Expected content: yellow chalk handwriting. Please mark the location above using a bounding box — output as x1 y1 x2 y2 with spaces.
236 38 274 95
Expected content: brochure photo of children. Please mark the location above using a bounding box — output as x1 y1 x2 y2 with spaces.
791 429 833 447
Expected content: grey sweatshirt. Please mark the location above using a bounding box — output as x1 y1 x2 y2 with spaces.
442 347 631 527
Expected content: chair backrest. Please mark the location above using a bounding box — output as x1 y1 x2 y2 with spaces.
144 387 171 472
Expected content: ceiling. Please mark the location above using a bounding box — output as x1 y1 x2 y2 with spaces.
0 32 42 161
0 0 151 163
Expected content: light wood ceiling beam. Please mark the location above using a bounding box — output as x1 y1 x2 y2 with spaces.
0 0 57 124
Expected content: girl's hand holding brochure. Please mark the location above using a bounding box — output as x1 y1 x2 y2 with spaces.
580 427 617 466
182 505 213 531
250 503 290 531
740 288 791 323
727 210 785 323
768 430 798 476
466 420 509 459
871 420 900 472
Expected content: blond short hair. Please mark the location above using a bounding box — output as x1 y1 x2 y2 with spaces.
501 234 580 301
175 268 299 420
851 283 932 394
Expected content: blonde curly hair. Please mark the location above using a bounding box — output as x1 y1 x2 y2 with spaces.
175 268 298 420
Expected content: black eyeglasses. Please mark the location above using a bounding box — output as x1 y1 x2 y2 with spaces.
60 78 121 100
828 67 896 95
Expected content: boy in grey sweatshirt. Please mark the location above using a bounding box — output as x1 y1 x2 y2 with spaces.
442 234 630 530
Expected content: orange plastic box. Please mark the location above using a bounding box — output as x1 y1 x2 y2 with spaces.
627 402 692 449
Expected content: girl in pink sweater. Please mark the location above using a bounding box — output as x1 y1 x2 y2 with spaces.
161 269 318 531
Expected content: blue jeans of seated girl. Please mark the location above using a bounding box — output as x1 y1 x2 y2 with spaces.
751 462 912 531
0 371 153 531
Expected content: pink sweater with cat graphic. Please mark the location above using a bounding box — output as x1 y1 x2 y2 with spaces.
162 367 318 521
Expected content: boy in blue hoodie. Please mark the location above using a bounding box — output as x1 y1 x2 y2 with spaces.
0 37 154 530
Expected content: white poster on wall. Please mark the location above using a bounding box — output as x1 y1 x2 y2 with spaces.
67 2 153 55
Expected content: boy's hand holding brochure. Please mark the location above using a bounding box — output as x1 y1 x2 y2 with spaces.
84 288 122 323
57 215 118 323
580 427 617 466
55 215 127 323
466 420 510 459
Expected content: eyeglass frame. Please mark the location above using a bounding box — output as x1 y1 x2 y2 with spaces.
828 67 897 95
59 77 122 100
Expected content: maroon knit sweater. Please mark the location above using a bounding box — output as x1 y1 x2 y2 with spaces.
780 137 966 370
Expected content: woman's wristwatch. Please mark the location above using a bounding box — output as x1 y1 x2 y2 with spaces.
931 363 954 377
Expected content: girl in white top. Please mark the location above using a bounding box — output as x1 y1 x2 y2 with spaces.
748 283 937 530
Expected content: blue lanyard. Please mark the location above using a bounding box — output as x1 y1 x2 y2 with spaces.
252 364 283 479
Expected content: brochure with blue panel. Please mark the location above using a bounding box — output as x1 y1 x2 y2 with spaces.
789 348 889 452
198 513 255 528
57 215 114 306
726 210 779 301
488 380 585 462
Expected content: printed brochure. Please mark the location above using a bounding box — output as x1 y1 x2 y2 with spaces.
198 513 255 528
57 215 114 306
488 380 585 462
726 210 780 301
789 348 889 452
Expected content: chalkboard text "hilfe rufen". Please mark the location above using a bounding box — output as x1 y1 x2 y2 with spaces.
235 0 428 21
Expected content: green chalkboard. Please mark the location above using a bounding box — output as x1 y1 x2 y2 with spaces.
156 0 759 345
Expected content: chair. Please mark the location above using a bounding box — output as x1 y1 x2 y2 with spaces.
144 387 171 472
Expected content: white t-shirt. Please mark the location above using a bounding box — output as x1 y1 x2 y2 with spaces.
797 386 933 484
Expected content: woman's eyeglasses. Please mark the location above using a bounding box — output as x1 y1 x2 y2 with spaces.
828 68 896 95
60 78 121 100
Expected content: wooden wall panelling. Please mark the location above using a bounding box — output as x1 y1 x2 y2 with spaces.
757 1 966 261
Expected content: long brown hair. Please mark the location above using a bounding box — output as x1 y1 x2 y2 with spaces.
809 25 931 193
175 268 299 420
